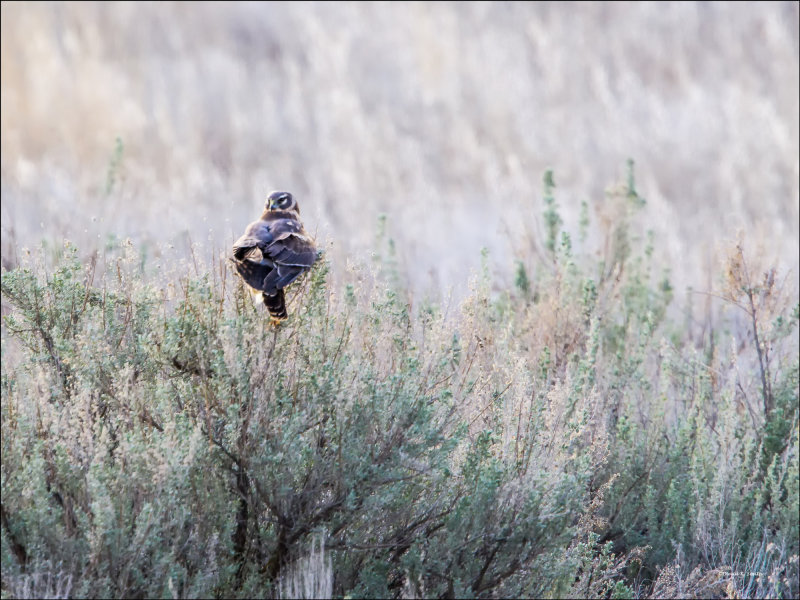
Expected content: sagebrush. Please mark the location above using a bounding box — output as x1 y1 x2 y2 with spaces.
2 170 798 599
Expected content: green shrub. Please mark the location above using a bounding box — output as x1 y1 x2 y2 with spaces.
2 168 797 598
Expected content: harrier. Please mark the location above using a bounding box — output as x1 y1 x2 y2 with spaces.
232 191 317 320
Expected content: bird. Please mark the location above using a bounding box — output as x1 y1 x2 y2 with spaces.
232 191 317 321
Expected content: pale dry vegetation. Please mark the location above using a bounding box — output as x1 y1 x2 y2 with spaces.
1 2 799 599
1 2 797 296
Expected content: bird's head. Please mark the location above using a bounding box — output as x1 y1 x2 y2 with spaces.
265 191 298 213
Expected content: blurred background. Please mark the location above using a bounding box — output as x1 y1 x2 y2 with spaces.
1 1 798 300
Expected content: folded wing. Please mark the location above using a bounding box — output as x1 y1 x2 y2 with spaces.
264 219 318 268
232 221 273 261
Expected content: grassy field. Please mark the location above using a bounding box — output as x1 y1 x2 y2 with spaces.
1 2 798 296
1 2 799 598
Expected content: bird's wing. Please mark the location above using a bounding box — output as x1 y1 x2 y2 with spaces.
232 258 272 291
232 221 274 260
263 219 318 268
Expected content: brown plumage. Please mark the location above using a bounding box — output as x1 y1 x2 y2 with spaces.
232 191 317 320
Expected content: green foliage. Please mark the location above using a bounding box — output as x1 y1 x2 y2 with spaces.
2 167 798 598
514 260 530 296
104 136 125 196
542 169 562 255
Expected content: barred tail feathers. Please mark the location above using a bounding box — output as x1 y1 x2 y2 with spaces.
262 289 287 320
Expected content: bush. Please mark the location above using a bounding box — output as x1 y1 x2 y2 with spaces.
2 169 798 598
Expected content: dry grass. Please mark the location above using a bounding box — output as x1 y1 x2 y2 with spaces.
1 1 798 298
278 533 333 600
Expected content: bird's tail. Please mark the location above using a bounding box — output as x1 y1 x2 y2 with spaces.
262 289 287 320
